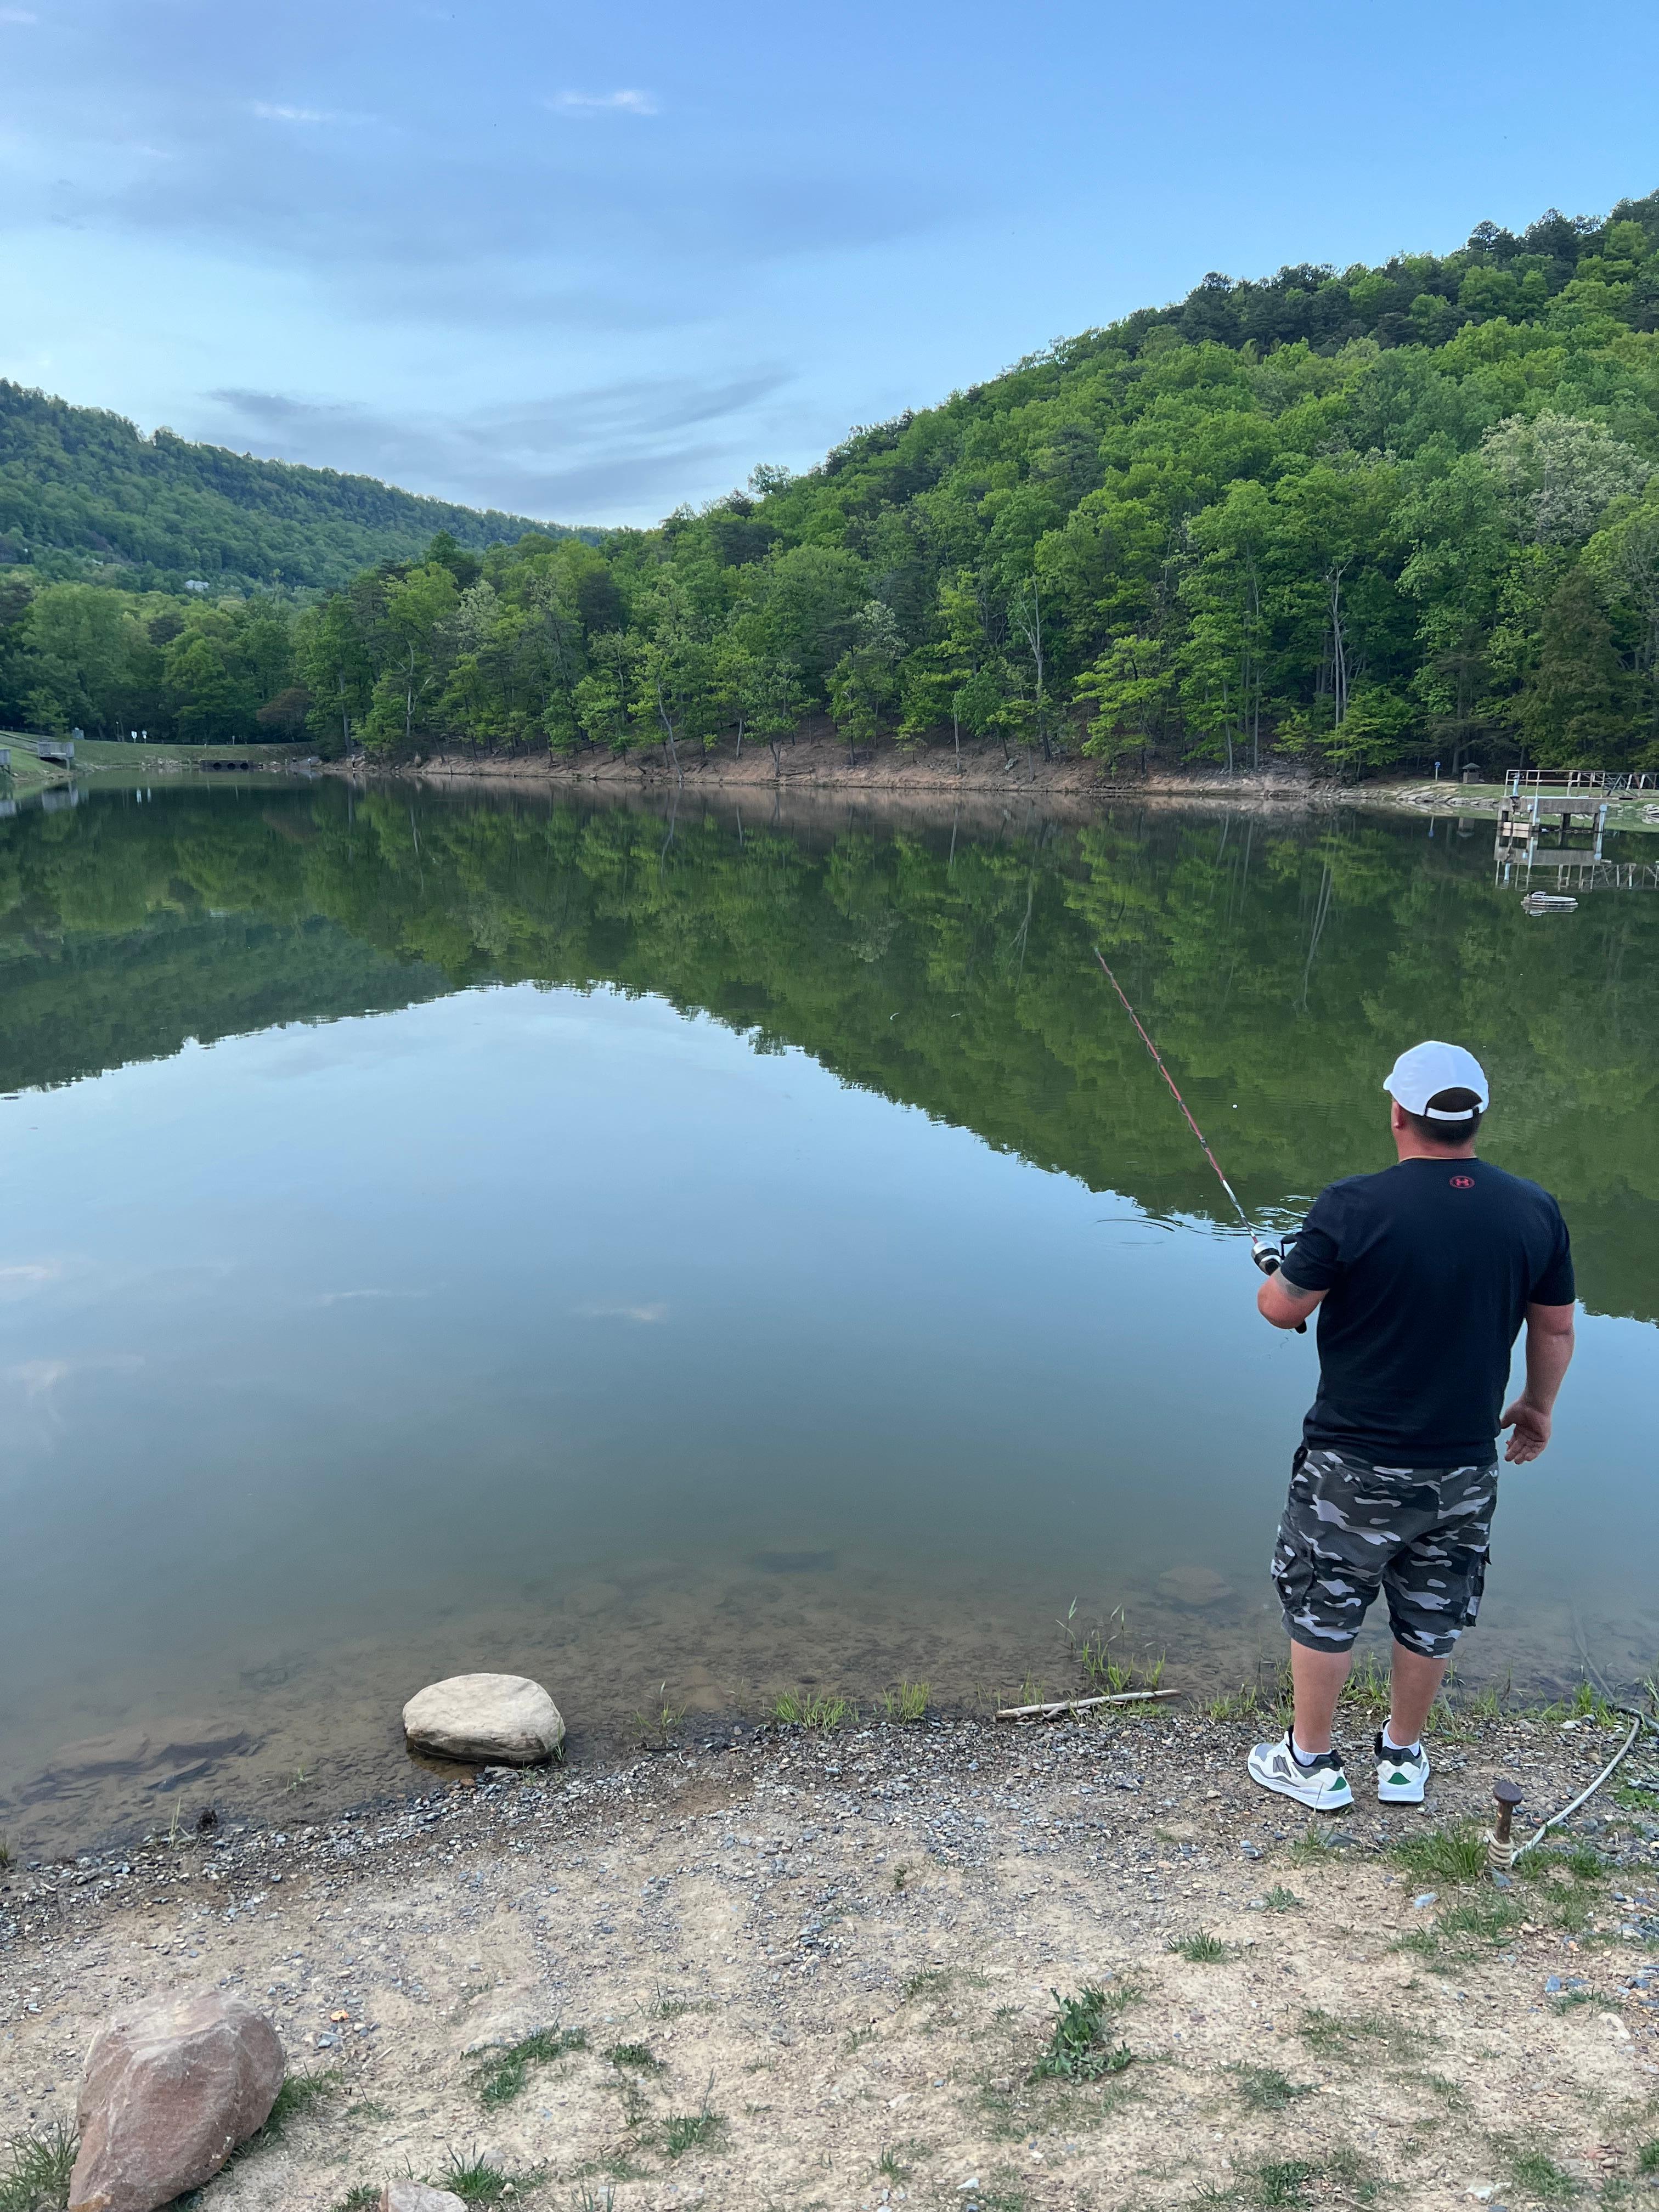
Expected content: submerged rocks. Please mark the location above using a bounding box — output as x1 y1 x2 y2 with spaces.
69 1991 284 2212
382 2186 467 2212
1155 1564 1233 1608
402 1673 565 1765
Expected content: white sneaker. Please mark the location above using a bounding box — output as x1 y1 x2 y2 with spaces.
1374 1730 1430 1804
1246 1731 1354 1813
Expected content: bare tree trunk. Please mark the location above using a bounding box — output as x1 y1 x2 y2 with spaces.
653 678 683 786
1328 563 1350 728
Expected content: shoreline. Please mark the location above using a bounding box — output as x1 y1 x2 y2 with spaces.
3 1706 1655 2210
335 726 1350 814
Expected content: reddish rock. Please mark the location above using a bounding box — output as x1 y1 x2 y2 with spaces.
69 1991 284 2212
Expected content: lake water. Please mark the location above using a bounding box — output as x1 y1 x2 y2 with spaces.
2 778 1656 1853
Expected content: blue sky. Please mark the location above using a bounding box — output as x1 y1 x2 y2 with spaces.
3 0 1657 527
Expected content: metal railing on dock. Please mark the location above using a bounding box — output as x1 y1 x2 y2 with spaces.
1504 768 1658 796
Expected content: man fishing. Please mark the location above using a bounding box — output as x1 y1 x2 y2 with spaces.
1248 1041 1576 1812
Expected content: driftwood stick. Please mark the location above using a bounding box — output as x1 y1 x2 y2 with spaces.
994 1688 1182 1722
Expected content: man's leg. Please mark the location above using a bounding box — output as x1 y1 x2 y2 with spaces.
1289 1643 1353 1756
1386 1641 1449 1749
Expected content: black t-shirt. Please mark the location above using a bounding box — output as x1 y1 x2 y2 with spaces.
1282 1155 1575 1466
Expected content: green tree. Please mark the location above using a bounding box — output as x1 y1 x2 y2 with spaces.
1077 635 1177 767
828 601 902 765
363 564 459 753
1519 568 1631 765
163 629 247 744
22 584 135 733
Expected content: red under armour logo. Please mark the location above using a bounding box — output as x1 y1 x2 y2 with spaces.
1450 1175 1475 1189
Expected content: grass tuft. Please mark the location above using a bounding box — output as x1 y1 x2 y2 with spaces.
476 2028 586 2108
438 2150 517 2205
1232 2064 1314 2114
604 2041 662 2073
1638 2141 1659 2176
1337 1651 1393 1719
1390 1821 1489 1887
1261 1886 1302 1912
1399 1892 1523 1967
1062 1604 1165 1698
662 2109 725 2158
1493 2137 1579 2200
1029 1983 1138 2083
901 1967 950 2002
1285 1825 1345 1867
878 1680 932 1723
1297 2008 1432 2065
1253 2160 1321 2207
0 2123 77 2212
771 1689 852 1730
876 2140 928 2181
1167 1931 1232 1964
325 2189 380 2212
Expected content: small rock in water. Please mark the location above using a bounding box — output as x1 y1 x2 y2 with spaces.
402 1673 565 1765
69 1991 284 2212
1154 1564 1232 1608
382 2186 469 2212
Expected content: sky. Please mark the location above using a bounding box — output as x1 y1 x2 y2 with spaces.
3 1 1658 529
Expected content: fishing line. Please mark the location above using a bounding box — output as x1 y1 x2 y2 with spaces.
1093 949 1307 1323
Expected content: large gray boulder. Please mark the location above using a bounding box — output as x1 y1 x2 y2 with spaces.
402 1672 565 1764
69 1991 284 2212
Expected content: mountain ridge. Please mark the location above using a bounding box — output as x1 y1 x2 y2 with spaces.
0 380 590 594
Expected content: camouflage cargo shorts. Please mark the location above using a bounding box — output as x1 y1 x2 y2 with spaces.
1271 1444 1498 1660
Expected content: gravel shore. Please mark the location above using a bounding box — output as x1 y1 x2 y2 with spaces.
4 1708 1656 2211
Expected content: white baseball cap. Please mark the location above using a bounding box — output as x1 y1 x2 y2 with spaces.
1384 1040 1490 1118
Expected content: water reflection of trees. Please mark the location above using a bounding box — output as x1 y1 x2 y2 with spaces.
3 787 1655 1319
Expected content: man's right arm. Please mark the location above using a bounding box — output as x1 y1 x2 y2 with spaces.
1499 1303 1576 1464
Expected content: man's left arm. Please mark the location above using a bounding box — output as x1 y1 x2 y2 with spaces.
1500 1302 1575 1463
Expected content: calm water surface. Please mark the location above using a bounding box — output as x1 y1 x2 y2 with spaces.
2 781 1655 1850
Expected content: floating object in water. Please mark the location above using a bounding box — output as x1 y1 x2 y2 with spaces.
1521 892 1577 914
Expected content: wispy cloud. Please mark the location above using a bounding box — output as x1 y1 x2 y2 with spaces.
310 1286 435 1306
0 8 39 22
5 1353 142 1397
251 102 373 126
203 369 792 517
547 89 658 117
572 1302 669 1324
0 1261 65 1290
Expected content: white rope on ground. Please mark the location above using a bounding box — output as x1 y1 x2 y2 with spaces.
1511 1706 1649 1861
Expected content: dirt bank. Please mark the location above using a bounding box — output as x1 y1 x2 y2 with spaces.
5 1710 1655 2211
340 726 1346 816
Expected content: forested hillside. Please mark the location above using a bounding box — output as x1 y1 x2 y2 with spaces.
8 190 1659 773
0 382 564 592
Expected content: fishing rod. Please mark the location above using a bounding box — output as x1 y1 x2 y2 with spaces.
1093 949 1306 1327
